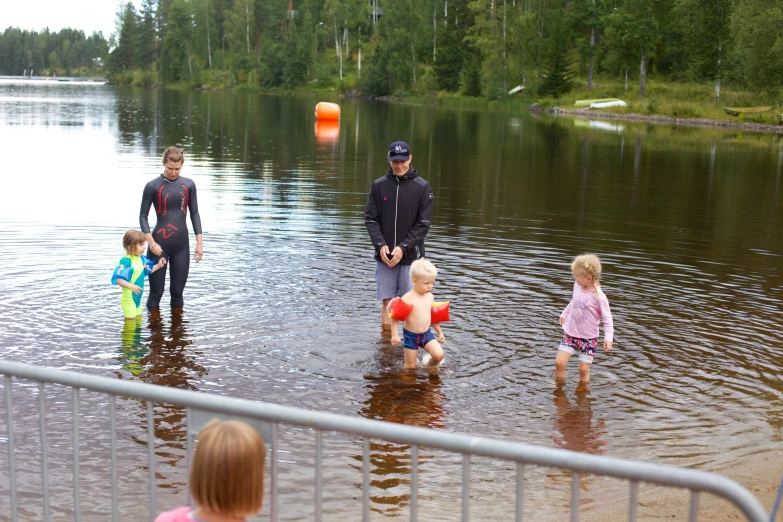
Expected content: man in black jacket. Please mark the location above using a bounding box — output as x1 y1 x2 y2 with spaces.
365 141 434 328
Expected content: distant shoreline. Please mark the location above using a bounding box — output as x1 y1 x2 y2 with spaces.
553 106 783 135
0 75 107 85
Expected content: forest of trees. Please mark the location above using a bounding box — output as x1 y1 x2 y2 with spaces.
0 27 108 77
2 0 783 100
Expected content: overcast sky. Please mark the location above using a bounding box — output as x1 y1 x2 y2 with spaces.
1 1 141 38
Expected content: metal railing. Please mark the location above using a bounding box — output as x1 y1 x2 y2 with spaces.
0 360 770 522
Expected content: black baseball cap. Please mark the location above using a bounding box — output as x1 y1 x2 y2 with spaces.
388 141 411 161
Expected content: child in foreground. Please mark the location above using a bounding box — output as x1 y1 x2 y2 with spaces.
155 419 267 522
390 258 446 369
555 253 614 384
112 230 166 320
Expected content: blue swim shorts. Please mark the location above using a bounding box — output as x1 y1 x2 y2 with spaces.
403 328 436 351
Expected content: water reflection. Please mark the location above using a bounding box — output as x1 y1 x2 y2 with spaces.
124 311 207 491
552 384 606 455
4 83 783 518
314 120 340 144
118 317 147 376
142 311 206 390
356 343 447 514
546 383 607 508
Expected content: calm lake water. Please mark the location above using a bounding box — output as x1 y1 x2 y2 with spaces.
1 81 783 521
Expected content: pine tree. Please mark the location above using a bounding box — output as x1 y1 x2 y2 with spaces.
537 30 574 97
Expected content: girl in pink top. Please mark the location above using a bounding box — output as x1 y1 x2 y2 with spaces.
555 254 614 384
154 419 267 522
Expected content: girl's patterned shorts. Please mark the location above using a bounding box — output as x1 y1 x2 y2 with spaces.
558 334 598 364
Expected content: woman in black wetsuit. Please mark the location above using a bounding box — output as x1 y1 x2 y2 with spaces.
139 146 203 312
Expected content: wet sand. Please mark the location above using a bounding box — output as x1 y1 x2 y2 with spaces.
577 449 783 521
556 107 783 135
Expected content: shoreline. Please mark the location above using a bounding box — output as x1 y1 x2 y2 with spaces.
553 106 783 135
578 448 783 521
68 78 783 136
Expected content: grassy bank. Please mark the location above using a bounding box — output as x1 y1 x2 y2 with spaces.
541 79 782 125
403 79 782 126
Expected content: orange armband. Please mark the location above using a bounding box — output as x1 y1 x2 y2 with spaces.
431 301 451 324
387 297 413 321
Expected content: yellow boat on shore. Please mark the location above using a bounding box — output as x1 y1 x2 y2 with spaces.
722 106 773 116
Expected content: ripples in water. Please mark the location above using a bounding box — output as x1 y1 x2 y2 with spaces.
2 83 783 519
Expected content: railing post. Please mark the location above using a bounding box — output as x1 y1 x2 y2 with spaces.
109 394 118 522
315 430 322 522
72 387 80 522
5 375 17 522
689 491 700 522
411 444 418 522
629 481 639 522
515 462 524 521
147 401 156 522
570 472 580 522
363 438 370 522
39 382 50 522
271 421 278 522
462 454 470 521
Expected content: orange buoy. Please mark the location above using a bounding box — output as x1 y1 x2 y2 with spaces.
315 102 340 121
314 120 340 143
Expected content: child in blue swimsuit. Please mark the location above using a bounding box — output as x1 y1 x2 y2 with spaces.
112 230 166 320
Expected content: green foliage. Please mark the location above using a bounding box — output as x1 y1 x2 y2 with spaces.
358 45 391 96
537 28 575 97
2 0 781 113
258 40 284 87
0 27 107 77
460 53 482 97
419 66 438 95
730 0 783 94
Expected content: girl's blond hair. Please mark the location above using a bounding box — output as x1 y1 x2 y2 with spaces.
189 419 267 518
410 258 438 280
122 229 146 255
571 253 603 298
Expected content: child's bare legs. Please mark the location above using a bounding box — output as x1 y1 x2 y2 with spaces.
422 340 444 367
404 347 419 369
555 351 571 381
578 362 591 384
556 351 592 384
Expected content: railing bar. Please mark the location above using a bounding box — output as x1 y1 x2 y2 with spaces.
628 481 639 522
315 430 322 522
271 421 278 522
411 444 418 522
110 394 118 522
5 375 17 522
147 401 156 522
72 388 80 522
570 472 580 522
39 382 50 522
363 437 370 522
689 491 700 522
516 462 525 522
462 454 470 521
